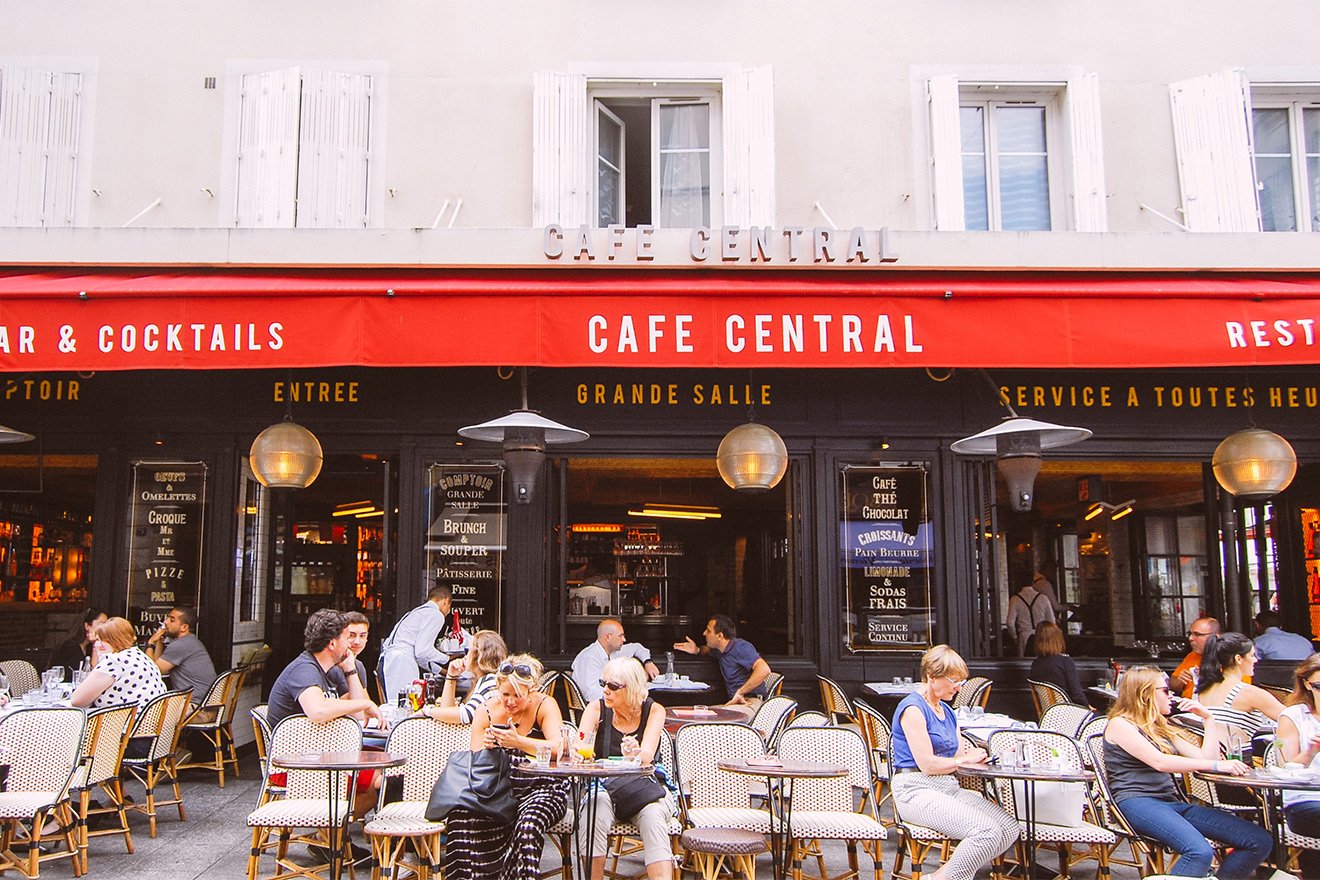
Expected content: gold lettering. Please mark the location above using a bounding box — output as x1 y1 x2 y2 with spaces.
1127 386 1139 407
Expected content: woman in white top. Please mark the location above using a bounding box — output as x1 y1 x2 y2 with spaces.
1194 631 1284 742
1275 652 1320 877
71 616 167 711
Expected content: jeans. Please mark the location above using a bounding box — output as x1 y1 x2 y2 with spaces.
1117 796 1272 878
1285 800 1320 877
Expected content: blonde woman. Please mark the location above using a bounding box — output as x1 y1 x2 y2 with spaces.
1103 666 1270 878
889 645 1018 880
577 657 672 880
443 654 567 880
1274 653 1320 877
422 629 507 725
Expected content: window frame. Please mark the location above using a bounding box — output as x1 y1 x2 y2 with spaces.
1250 92 1320 233
958 86 1064 232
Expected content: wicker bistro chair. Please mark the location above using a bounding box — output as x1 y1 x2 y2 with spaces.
363 717 471 880
1262 741 1320 874
950 676 992 711
673 722 772 834
121 688 193 838
762 671 786 698
749 696 797 752
177 667 246 787
0 661 41 699
983 729 1117 879
1083 733 1172 874
250 705 286 806
853 702 893 823
0 706 87 879
536 669 559 700
561 674 587 726
245 715 363 880
1039 703 1095 739
1027 679 1074 720
786 711 833 730
68 703 136 873
777 725 887 880
818 675 858 726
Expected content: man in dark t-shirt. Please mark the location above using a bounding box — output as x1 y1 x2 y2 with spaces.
267 609 386 730
145 606 217 703
674 613 772 718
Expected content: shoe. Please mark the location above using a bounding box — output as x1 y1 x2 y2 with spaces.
305 844 334 865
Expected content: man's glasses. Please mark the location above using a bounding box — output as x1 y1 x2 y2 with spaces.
598 679 625 692
1187 630 1214 638
499 662 535 679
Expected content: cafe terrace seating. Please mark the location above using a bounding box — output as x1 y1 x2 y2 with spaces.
852 702 893 823
177 666 247 787
673 722 772 834
885 740 997 880
0 706 85 879
536 670 559 700
786 711 832 730
777 725 887 880
748 696 796 752
1027 679 1073 720
69 703 137 872
950 677 992 711
762 672 786 698
245 714 362 880
364 715 469 880
817 675 859 727
121 688 193 838
0 661 41 700
1039 703 1095 739
560 675 587 726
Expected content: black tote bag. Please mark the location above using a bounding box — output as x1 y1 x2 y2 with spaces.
425 748 517 822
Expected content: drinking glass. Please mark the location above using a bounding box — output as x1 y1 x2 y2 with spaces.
1225 734 1244 764
574 728 597 764
47 667 64 685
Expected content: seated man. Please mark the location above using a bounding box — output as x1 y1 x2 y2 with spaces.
572 618 659 702
145 605 217 705
1172 616 1220 698
674 613 771 718
1253 610 1315 661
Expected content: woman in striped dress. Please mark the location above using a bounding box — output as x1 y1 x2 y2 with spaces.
1195 632 1284 743
442 654 569 880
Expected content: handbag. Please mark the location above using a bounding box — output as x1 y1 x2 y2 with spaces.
425 748 517 822
1009 779 1086 826
602 772 667 819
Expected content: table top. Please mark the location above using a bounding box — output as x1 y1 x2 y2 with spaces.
1195 768 1320 791
864 682 920 697
664 705 746 724
648 677 711 692
512 759 654 778
272 750 407 771
1087 686 1118 701
956 762 1094 784
718 758 848 779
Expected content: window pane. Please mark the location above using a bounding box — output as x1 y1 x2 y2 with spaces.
657 104 710 228
597 109 623 227
659 104 709 150
959 107 988 231
1253 108 1292 155
598 166 621 226
1256 156 1297 232
995 106 1047 154
598 112 622 167
998 154 1051 231
1308 156 1320 232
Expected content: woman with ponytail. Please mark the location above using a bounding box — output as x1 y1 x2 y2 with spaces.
1195 631 1284 741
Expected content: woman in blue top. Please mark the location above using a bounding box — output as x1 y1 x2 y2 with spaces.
890 645 1018 880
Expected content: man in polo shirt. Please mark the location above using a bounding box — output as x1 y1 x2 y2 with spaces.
1253 610 1315 661
674 614 772 718
572 618 660 702
145 605 216 703
1172 616 1220 698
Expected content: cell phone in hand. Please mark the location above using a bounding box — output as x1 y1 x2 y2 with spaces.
490 722 512 731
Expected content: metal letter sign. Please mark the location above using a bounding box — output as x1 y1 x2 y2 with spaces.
127 461 207 640
842 464 934 652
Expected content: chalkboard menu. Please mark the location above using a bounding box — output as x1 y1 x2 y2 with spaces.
126 461 207 641
425 463 506 635
841 464 933 652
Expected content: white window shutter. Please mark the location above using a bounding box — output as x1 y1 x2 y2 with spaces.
1066 72 1107 232
1169 68 1259 232
1 67 81 227
722 64 776 227
928 75 964 231
532 70 590 227
235 66 301 228
296 69 372 228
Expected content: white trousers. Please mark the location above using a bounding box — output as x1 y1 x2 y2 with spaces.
891 773 1019 880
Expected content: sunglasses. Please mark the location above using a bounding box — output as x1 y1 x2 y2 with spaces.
1305 681 1320 692
498 662 535 679
1155 686 1171 694
598 679 625 692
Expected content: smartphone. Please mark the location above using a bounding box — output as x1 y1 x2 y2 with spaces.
490 722 512 731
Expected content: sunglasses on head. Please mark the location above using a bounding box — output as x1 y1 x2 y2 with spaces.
598 679 625 692
499 662 535 679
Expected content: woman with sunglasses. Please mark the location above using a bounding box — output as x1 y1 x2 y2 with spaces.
889 645 1018 880
1195 631 1285 743
423 629 507 725
1103 666 1270 878
443 653 568 880
576 657 673 880
1273 653 1320 877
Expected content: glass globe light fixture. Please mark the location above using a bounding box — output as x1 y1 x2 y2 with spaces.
1212 427 1297 501
249 419 324 489
717 422 788 492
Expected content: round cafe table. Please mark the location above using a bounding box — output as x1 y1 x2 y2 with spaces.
663 705 746 734
1195 767 1320 871
513 759 654 880
719 757 848 880
271 750 406 880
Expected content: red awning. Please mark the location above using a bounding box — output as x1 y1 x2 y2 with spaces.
1 267 1319 371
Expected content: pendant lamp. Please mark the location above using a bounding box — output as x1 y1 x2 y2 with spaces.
249 417 324 489
717 421 788 493
1212 427 1297 501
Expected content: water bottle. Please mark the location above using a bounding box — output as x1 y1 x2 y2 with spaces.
665 651 675 683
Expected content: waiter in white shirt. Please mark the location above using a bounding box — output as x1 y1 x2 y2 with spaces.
572 618 659 702
378 584 471 701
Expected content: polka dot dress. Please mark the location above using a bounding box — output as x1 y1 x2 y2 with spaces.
93 646 167 709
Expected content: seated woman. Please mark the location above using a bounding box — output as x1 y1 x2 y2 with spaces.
71 616 166 711
443 654 567 880
422 629 507 725
577 657 673 880
47 607 107 678
1029 621 1088 705
890 645 1018 880
1196 631 1284 742
1103 666 1271 878
1273 653 1320 877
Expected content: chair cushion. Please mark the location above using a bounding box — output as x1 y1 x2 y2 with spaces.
364 814 444 838
375 800 428 821
1026 819 1117 845
246 798 350 827
686 806 772 833
548 808 576 835
0 791 64 818
681 827 768 856
787 811 888 840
